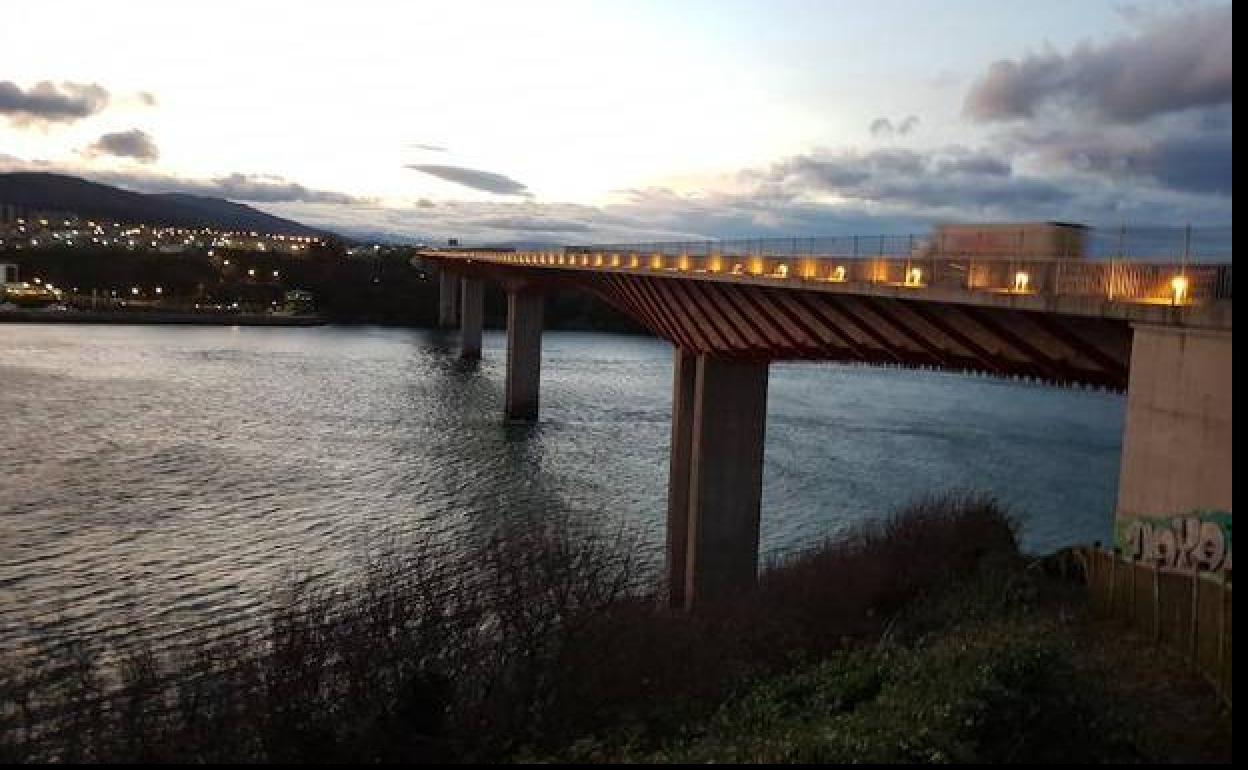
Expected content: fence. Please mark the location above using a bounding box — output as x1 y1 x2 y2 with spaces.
571 225 1233 262
1082 547 1232 704
467 249 1232 307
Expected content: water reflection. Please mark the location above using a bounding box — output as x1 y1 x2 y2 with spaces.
0 324 1123 657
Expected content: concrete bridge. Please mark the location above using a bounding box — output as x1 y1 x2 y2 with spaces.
420 243 1233 609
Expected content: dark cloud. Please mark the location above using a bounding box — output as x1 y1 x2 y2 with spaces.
80 169 365 204
965 4 1232 123
166 172 363 204
869 115 920 137
405 164 529 195
471 216 592 233
1013 118 1232 197
764 145 1054 213
85 129 160 162
0 80 109 125
935 150 1011 177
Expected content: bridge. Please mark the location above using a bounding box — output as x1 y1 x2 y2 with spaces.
419 233 1232 609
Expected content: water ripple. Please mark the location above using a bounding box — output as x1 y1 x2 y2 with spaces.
0 324 1123 657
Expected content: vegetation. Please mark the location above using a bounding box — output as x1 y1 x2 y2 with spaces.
0 496 1231 763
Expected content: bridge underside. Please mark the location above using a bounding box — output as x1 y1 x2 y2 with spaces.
425 258 1169 608
439 260 1133 389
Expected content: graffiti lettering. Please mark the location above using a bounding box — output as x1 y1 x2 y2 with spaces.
1120 513 1232 572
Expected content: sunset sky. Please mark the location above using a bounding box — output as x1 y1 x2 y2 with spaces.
1 0 1232 243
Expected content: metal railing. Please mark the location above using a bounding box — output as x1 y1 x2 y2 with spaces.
436 248 1232 307
568 225 1233 262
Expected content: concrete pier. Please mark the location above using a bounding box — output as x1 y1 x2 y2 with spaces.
504 290 544 421
1117 325 1233 519
669 353 770 609
460 278 484 360
438 271 460 328
666 348 698 608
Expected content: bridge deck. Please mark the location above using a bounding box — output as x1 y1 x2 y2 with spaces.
423 250 1232 331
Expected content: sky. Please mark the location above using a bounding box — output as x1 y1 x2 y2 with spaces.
0 0 1233 243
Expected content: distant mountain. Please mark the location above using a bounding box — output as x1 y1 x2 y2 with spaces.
0 172 328 236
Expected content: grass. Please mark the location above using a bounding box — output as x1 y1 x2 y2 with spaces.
0 494 1232 763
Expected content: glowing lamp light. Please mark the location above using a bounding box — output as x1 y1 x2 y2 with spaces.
904 267 923 287
611 254 620 267
731 263 745 275
1014 271 1030 293
131 287 139 295
1170 274 1189 304
248 268 256 277
155 286 163 294
830 265 847 282
776 263 789 278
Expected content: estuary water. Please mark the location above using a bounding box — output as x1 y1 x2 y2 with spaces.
0 324 1124 656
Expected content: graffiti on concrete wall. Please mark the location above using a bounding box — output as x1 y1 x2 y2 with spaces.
1118 511 1232 572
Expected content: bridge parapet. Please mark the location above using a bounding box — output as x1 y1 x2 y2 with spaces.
425 249 1232 329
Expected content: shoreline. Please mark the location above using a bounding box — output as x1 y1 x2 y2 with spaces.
0 309 326 326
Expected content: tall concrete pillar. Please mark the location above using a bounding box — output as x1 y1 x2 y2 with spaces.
504 290 544 421
460 278 484 360
438 271 460 328
668 353 770 609
666 348 698 608
1117 325 1232 521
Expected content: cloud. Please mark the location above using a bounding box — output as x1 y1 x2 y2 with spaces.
138 91 158 107
405 164 529 195
870 115 920 137
760 145 1050 215
409 142 447 152
0 154 366 205
965 4 1232 123
1008 113 1232 197
119 171 366 204
0 80 110 125
85 129 160 162
470 216 592 233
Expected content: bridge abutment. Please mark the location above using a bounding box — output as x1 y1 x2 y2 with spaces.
505 290 544 421
667 350 770 609
1117 324 1232 522
438 271 461 328
460 278 484 360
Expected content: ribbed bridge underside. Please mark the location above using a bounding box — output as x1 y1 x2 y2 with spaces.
585 273 1132 389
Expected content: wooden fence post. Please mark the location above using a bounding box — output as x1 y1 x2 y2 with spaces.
1217 569 1230 699
1108 550 1117 618
1189 571 1200 663
1151 563 1162 643
1128 555 1137 624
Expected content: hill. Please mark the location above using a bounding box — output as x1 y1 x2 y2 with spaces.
0 172 326 236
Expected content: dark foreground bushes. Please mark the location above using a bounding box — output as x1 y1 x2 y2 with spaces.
0 495 1226 763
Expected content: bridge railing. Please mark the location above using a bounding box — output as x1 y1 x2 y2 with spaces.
451 249 1232 307
569 225 1233 262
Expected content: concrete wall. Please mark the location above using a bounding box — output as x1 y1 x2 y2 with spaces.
1117 325 1232 521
